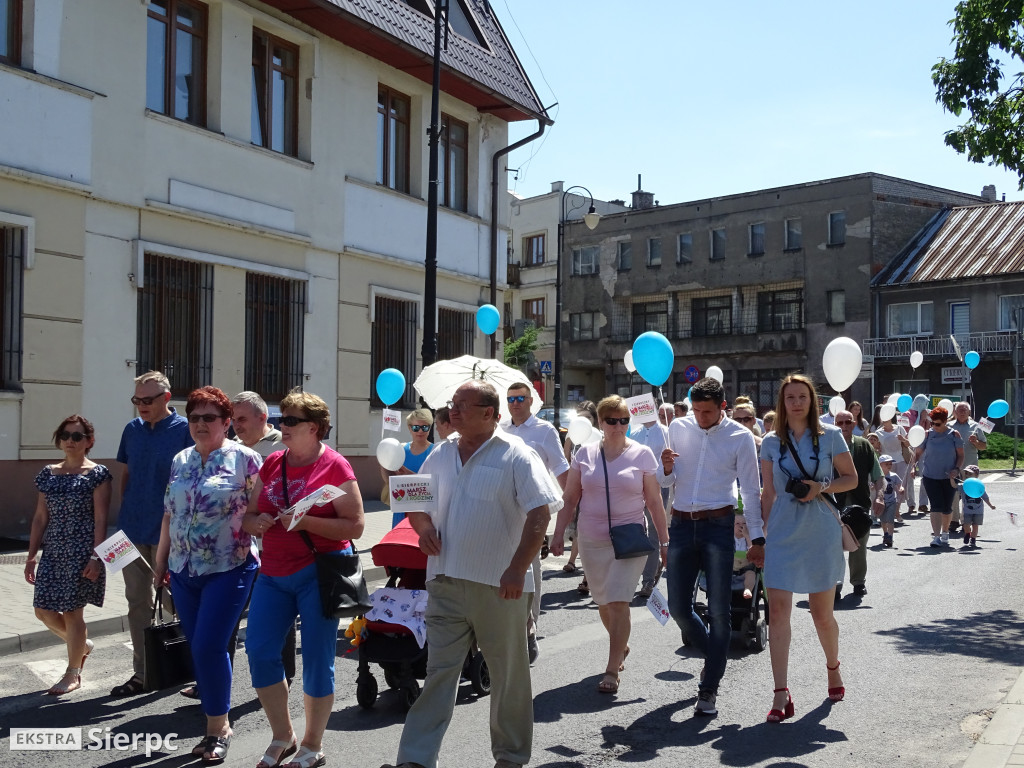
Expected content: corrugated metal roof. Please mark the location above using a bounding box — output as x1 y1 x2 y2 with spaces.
873 201 1024 286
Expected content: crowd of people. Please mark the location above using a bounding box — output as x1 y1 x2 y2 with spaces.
21 368 998 768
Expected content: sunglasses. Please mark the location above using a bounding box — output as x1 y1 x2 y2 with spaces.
410 424 430 432
280 415 313 427
130 393 167 406
735 416 755 423
835 419 855 425
604 417 630 426
187 413 221 424
507 395 527 403
59 431 86 442
446 400 488 411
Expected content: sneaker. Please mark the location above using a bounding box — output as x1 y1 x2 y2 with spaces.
930 535 942 548
940 532 949 546
883 535 893 548
919 505 929 513
638 583 654 600
694 689 718 716
527 633 539 665
853 584 867 596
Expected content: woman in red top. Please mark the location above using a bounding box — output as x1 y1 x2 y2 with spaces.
243 390 364 768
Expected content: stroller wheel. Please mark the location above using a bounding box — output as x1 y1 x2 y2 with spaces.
356 674 378 709
468 652 491 697
749 619 768 653
401 680 420 710
383 667 398 690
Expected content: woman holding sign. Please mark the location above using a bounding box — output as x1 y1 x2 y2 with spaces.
243 389 364 768
154 386 262 764
24 414 111 695
379 408 435 528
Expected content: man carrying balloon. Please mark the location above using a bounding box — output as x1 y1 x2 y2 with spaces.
948 402 987 536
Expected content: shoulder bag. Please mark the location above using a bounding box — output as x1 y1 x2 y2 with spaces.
784 434 859 553
602 445 656 560
143 586 194 691
282 455 372 619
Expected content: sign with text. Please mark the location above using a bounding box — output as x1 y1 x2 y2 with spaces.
625 393 658 425
284 485 345 531
389 474 438 514
897 414 910 428
978 417 995 434
941 367 970 384
382 409 402 432
647 586 671 626
94 531 142 574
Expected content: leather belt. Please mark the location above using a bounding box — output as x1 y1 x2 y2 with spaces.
671 505 734 521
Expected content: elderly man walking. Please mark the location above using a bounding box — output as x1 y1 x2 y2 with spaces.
382 381 560 768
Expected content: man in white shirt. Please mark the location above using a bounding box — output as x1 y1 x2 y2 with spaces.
635 403 674 598
661 377 761 717
500 382 569 663
383 381 559 768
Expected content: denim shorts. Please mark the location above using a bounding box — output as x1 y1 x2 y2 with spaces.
963 512 984 526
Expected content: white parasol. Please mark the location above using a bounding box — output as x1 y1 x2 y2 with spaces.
413 355 541 422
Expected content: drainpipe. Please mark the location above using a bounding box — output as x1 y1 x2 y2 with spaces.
490 119 548 358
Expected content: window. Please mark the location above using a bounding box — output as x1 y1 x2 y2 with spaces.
371 295 417 407
710 227 726 260
647 238 662 267
522 298 545 328
785 218 802 250
0 226 25 390
748 222 765 256
245 273 305 401
438 307 474 360
1 0 21 65
137 254 214 396
757 288 803 332
617 241 632 271
888 301 933 336
447 0 486 46
951 301 970 336
828 211 846 245
632 301 668 336
146 0 207 125
737 368 786 411
571 245 599 275
570 312 598 341
826 290 846 324
567 385 585 402
440 113 468 211
377 86 410 193
1000 294 1024 330
692 295 732 337
894 379 929 397
251 30 298 157
523 234 545 266
677 233 693 264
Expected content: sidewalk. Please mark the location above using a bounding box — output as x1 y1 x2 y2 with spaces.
962 669 1024 768
0 500 395 656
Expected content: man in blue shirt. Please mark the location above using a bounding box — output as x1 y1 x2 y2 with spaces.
110 371 192 697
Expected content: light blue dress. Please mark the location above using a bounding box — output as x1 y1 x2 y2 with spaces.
761 425 850 593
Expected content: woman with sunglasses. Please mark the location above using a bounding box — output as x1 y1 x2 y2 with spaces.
153 387 262 764
380 408 435 528
25 415 111 695
913 406 964 548
552 395 669 694
244 389 364 768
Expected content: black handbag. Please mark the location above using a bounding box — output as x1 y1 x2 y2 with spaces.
602 446 656 560
143 586 194 692
282 455 372 619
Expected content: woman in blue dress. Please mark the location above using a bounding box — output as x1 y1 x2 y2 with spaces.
748 374 857 722
380 408 435 527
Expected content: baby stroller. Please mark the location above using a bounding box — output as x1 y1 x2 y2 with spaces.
689 564 770 653
354 519 490 710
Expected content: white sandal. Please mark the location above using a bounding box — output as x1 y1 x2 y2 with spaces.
282 746 326 768
256 738 298 768
46 667 82 695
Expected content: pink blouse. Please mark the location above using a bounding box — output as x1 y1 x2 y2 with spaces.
573 440 657 540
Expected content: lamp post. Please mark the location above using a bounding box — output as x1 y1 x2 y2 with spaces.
554 186 600 430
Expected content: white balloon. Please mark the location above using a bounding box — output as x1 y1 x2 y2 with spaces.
938 398 955 414
567 416 593 445
586 426 602 444
829 395 846 416
683 397 691 409
375 438 405 472
910 351 924 369
907 424 926 448
706 365 724 384
887 393 901 405
822 337 863 393
880 404 896 421
624 349 636 373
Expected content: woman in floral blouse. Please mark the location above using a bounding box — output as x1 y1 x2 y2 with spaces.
155 386 261 765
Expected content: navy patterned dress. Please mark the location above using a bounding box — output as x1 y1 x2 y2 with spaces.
33 465 111 612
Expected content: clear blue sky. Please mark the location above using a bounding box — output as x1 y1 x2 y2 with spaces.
499 0 1024 205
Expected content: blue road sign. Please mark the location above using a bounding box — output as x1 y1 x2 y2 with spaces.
540 360 553 374
684 365 700 383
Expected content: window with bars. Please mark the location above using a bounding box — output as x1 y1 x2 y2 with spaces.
251 30 298 157
438 307 474 360
377 86 410 193
440 113 468 212
632 300 668 336
522 297 545 327
244 273 305 402
371 295 417 407
137 254 214 397
146 0 207 125
748 222 765 256
692 295 732 337
523 234 545 266
1 0 21 65
570 311 597 340
737 368 786 412
0 226 24 390
757 288 803 332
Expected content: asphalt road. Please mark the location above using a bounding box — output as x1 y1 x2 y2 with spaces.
2 478 1023 768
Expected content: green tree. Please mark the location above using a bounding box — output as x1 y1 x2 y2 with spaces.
503 324 538 371
933 0 1024 188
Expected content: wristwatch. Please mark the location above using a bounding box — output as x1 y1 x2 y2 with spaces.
751 537 766 547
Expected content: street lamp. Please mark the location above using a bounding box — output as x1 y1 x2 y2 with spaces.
555 185 600 430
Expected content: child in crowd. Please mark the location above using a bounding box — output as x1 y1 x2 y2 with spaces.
957 465 995 548
733 515 756 600
877 455 904 548
867 433 882 456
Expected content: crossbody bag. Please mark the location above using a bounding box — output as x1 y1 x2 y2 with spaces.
601 445 656 560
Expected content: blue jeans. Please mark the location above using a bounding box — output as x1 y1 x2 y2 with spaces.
666 513 735 693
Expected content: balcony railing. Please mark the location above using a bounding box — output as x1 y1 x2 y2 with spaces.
863 331 1015 361
506 262 521 288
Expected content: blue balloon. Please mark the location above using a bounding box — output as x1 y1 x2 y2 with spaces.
965 350 980 370
476 304 500 335
962 477 985 499
632 331 674 386
375 368 406 406
896 393 913 413
988 399 1010 419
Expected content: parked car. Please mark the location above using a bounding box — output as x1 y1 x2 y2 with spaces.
536 407 574 440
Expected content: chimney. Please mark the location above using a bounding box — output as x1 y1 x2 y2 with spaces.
609 199 625 207
981 184 998 202
631 173 655 210
551 181 564 194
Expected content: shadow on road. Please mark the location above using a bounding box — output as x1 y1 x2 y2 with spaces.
876 608 1024 661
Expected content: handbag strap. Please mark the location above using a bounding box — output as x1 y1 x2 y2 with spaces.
152 585 168 624
784 434 844 527
600 445 613 531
